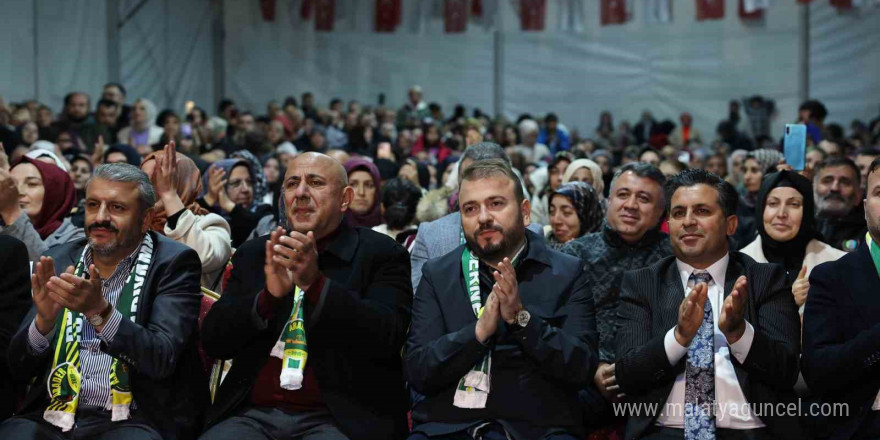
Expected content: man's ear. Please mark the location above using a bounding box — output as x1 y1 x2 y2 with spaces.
521 198 531 227
141 207 156 233
725 214 738 237
341 186 354 212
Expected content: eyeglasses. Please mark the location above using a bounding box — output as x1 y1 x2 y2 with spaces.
227 179 254 190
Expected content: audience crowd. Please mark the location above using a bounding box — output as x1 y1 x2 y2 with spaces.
1 84 880 440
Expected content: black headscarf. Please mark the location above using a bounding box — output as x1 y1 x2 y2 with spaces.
755 170 819 272
104 143 142 166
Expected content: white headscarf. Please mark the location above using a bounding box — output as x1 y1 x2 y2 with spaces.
562 159 604 197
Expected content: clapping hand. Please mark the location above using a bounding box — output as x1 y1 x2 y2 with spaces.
719 276 748 344
32 257 64 335
674 282 708 347
492 258 522 325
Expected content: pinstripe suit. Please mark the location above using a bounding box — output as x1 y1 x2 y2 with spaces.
614 252 803 440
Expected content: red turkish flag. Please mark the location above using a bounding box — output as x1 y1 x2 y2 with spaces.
696 0 724 20
445 0 468 33
739 0 763 19
375 0 401 32
830 0 853 8
314 0 335 31
520 0 546 31
601 0 628 25
260 0 276 21
472 0 483 16
300 0 312 19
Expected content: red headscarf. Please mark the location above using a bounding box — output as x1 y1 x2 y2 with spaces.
12 157 76 239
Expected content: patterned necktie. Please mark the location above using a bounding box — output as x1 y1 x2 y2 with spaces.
685 271 716 440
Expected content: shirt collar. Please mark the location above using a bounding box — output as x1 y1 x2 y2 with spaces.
676 252 729 287
83 233 148 280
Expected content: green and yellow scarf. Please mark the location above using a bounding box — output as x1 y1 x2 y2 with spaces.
44 235 153 431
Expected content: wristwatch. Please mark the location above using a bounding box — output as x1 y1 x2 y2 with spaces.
87 302 114 328
509 308 531 332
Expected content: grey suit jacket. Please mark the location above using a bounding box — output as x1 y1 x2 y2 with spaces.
409 211 543 291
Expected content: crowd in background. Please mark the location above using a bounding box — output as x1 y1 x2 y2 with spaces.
2 84 879 264
1 82 880 439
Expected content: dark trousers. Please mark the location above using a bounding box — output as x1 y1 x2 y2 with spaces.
0 407 161 440
199 406 349 440
407 423 580 440
641 426 772 440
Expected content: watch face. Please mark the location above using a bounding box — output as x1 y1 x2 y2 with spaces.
516 310 530 326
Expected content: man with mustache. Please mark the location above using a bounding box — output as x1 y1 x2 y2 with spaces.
406 159 597 439
802 156 880 440
560 162 671 432
814 157 869 253
200 152 412 440
615 169 802 439
0 163 207 440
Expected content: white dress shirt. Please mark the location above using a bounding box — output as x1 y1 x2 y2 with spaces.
655 253 765 429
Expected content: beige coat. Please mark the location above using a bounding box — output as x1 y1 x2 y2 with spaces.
740 236 846 313
164 210 232 292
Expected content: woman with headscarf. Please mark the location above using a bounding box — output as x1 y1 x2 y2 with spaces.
562 158 607 213
734 148 784 248
344 158 382 228
117 98 162 156
142 142 232 291
531 152 574 226
740 170 845 314
1 157 83 261
103 143 142 166
198 153 272 248
545 181 603 250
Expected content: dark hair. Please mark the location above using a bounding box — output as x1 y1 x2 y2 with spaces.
611 162 667 203
857 147 880 158
545 113 558 123
218 99 236 114
104 82 127 97
550 152 575 170
381 178 422 230
461 142 509 164
64 92 89 107
97 99 118 109
460 159 524 203
814 156 860 188
867 156 880 182
283 96 298 108
156 109 178 127
799 99 828 122
665 168 738 217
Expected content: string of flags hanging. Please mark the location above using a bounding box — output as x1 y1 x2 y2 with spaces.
260 0 880 32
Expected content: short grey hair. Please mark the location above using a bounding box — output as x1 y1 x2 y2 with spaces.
88 163 157 212
461 142 509 164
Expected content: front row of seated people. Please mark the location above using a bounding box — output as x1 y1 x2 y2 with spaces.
0 146 878 440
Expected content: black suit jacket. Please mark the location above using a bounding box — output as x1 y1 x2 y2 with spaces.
615 252 802 440
802 243 880 440
406 230 598 439
7 232 207 440
202 222 412 440
0 236 32 422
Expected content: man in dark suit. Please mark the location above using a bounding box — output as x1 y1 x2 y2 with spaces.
615 169 801 440
802 156 880 440
0 163 207 440
406 159 598 439
200 152 412 440
0 236 32 422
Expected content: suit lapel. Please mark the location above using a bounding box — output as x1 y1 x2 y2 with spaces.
722 255 742 301
660 261 685 329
